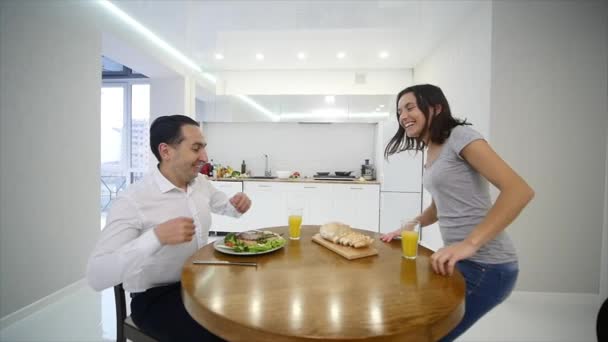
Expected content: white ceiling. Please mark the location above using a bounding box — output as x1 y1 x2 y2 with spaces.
111 0 484 72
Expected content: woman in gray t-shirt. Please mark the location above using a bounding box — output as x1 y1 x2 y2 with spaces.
380 84 534 341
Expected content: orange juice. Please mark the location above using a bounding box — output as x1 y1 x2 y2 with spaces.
288 215 303 240
401 230 419 259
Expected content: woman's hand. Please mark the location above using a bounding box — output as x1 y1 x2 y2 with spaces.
430 240 479 276
380 229 402 242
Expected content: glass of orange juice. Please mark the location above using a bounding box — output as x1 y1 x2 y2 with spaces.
288 208 303 240
401 220 420 260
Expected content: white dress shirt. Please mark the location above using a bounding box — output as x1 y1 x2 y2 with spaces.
87 167 241 293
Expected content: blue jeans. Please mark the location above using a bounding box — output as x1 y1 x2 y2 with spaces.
439 259 519 342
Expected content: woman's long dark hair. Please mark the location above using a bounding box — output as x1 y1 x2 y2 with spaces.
384 84 470 158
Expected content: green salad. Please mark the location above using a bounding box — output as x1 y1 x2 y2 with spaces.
224 231 286 253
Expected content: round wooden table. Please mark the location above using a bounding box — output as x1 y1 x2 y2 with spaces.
182 226 465 342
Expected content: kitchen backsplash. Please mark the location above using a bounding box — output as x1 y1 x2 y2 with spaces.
202 122 377 178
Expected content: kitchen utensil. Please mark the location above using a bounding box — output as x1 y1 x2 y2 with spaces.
335 171 352 177
276 170 291 179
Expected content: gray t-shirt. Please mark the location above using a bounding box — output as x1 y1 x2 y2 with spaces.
422 125 518 264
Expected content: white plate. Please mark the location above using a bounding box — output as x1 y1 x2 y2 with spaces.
213 239 285 256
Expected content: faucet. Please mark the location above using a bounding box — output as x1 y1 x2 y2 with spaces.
264 154 272 177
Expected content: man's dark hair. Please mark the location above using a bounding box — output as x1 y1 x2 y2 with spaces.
385 84 470 158
149 115 199 162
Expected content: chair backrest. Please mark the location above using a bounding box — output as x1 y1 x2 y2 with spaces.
113 284 158 342
599 297 608 341
114 284 127 341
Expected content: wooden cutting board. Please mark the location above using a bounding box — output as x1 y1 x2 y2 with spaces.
312 233 378 260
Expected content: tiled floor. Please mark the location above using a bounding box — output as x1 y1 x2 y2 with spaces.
0 232 602 341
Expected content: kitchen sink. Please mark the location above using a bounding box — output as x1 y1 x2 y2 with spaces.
247 176 277 179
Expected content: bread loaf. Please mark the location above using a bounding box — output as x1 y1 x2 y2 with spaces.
319 222 374 248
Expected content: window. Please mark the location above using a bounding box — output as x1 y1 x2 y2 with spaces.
100 81 150 221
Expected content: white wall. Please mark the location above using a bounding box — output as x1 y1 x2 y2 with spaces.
0 2 100 317
202 123 376 178
413 2 493 252
490 0 607 293
413 2 492 137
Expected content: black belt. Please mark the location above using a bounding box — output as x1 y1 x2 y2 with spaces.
129 282 180 299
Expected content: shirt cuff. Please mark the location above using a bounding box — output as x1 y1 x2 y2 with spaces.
227 202 244 218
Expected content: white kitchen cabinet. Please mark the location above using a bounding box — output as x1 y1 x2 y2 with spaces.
282 183 333 225
242 182 287 229
379 118 423 192
209 181 244 232
238 181 380 232
420 189 444 252
379 192 421 234
332 184 380 232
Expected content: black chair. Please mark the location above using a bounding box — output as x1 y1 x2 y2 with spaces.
114 284 158 342
598 296 607 341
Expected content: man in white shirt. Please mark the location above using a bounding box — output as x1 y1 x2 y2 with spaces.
87 115 250 341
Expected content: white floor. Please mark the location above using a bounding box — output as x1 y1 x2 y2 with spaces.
0 284 600 342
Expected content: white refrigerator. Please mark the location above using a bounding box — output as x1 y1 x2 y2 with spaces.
377 118 444 251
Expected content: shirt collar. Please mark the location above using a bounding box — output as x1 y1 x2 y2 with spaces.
153 165 198 194
153 165 180 193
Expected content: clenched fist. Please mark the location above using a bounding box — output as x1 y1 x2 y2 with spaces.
230 192 251 213
154 217 196 245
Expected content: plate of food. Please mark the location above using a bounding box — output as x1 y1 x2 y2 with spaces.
213 230 286 255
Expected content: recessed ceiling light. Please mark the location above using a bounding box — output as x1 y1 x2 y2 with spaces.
336 52 346 59
378 51 389 59
379 104 385 108
255 53 264 61
297 52 307 60
214 53 224 60
325 95 335 105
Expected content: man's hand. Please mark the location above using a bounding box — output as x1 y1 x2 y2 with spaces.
430 240 479 276
154 217 195 245
230 192 251 213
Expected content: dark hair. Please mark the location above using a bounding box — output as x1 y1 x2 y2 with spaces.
384 84 469 158
150 115 199 162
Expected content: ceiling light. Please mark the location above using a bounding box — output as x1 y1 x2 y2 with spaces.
235 95 280 122
255 53 264 61
297 52 307 60
378 51 389 59
324 96 335 105
379 104 385 108
336 52 346 59
96 0 204 76
214 53 224 60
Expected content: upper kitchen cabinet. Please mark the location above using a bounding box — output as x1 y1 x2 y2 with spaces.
196 94 393 123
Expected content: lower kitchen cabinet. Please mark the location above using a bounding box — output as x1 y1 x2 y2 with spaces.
242 181 380 232
332 184 380 232
209 180 244 232
241 182 286 229
281 183 334 225
379 192 421 234
210 181 381 233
